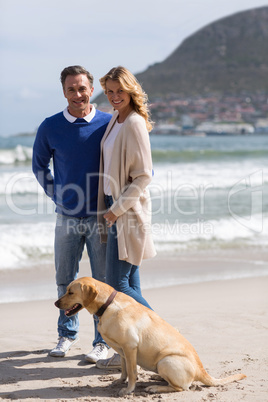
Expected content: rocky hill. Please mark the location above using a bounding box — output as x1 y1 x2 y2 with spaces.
94 6 268 103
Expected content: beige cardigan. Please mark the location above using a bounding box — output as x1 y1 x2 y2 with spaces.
97 110 156 266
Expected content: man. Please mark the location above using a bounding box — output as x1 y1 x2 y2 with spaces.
32 65 111 362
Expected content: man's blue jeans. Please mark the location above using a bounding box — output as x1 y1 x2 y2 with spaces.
105 195 152 310
54 214 107 345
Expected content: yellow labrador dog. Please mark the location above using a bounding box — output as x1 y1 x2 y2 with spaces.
55 277 246 396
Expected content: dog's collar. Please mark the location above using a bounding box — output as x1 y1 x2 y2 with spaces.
95 290 118 317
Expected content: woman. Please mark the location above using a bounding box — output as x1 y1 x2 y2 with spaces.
96 66 156 368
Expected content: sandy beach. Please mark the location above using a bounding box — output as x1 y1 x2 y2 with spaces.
0 253 267 402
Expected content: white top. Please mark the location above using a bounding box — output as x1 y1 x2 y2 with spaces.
103 120 123 195
63 105 96 123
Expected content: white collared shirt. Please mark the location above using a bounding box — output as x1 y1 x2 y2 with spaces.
63 105 96 123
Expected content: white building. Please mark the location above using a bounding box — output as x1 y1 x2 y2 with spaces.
195 121 255 135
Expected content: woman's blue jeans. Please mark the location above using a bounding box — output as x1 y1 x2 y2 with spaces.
54 214 107 345
104 195 152 310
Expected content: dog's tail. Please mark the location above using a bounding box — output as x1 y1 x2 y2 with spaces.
197 367 246 386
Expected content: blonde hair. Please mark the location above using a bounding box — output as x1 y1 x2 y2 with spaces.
99 66 153 132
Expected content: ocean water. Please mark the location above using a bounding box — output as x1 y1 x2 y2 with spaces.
0 133 267 302
149 135 268 254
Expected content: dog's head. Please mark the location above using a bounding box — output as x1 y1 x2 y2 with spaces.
55 277 98 317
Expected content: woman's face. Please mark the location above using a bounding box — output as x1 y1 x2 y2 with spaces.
105 79 132 115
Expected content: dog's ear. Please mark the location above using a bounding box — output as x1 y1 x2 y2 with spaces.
82 282 98 307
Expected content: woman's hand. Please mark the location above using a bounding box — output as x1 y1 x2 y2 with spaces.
104 209 117 228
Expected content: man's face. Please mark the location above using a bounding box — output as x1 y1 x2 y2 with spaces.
63 74 94 117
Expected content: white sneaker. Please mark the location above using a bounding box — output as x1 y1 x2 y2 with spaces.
50 336 79 357
85 343 109 363
96 353 122 370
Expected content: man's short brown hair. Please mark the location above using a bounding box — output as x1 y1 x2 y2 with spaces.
60 66 94 88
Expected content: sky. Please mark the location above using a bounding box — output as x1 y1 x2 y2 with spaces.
0 0 267 136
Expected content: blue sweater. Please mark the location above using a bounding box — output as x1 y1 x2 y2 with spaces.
32 110 111 217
